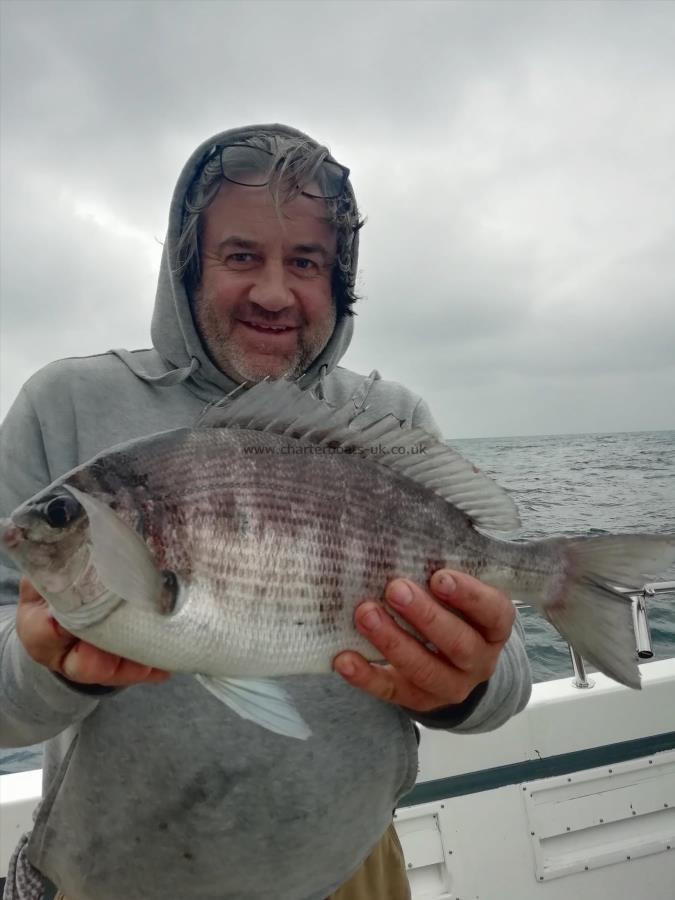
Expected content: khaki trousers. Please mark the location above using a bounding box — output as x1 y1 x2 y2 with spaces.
52 822 410 900
326 822 411 900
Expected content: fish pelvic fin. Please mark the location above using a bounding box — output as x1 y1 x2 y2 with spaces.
196 378 521 533
544 534 675 689
196 675 312 740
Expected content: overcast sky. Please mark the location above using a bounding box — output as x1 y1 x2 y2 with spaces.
1 0 674 438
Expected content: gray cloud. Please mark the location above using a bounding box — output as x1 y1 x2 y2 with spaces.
1 0 674 436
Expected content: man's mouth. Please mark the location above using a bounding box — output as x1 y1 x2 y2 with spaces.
239 320 298 335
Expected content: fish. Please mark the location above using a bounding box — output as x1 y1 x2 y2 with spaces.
2 379 674 740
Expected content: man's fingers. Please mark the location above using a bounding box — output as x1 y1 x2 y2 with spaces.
333 652 441 711
61 643 171 686
17 577 170 687
384 580 483 673
428 570 515 644
19 579 75 644
334 571 516 713
19 578 49 607
345 600 477 701
17 582 77 670
61 643 124 684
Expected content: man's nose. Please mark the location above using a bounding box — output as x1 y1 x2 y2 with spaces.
248 261 294 311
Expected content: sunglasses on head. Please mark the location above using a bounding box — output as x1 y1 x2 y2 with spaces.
211 143 350 200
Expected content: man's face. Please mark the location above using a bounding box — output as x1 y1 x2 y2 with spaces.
193 181 338 383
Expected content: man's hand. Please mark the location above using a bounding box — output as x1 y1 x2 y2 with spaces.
16 578 170 687
333 570 515 712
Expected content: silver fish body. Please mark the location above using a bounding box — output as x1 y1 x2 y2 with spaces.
20 428 547 676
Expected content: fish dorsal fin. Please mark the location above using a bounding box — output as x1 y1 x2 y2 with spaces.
198 377 361 438
199 379 521 532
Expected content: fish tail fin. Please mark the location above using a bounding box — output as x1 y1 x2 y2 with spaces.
543 535 675 689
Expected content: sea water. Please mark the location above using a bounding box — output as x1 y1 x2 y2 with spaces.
1 429 673 774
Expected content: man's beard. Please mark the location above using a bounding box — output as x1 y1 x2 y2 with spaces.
192 294 337 384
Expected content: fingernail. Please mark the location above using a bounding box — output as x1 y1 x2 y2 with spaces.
336 659 356 678
361 607 381 630
62 650 79 680
435 573 457 596
388 581 414 607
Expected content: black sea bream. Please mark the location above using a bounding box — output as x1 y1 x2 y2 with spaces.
2 380 674 738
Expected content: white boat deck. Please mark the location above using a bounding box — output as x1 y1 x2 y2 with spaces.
2 659 675 898
398 657 675 899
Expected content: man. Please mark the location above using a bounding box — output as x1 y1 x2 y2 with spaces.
0 124 531 900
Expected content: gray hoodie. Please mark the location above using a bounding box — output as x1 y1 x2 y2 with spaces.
0 124 531 900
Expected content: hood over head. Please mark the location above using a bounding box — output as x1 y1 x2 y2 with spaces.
118 124 360 401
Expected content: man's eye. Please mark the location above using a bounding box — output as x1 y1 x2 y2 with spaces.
226 253 257 267
291 258 318 273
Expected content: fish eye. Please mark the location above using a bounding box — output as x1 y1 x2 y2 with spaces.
43 495 82 529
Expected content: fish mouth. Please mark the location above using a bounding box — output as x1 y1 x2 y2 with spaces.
1 522 25 551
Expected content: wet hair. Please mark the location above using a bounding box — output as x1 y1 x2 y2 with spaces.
176 132 364 318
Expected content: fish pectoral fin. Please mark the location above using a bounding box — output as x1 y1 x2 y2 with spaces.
64 484 164 613
195 675 312 741
52 590 124 631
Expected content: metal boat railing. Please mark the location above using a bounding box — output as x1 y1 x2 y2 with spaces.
569 580 675 689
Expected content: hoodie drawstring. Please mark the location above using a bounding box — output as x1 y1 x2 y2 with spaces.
110 350 201 387
146 357 200 386
316 364 328 400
